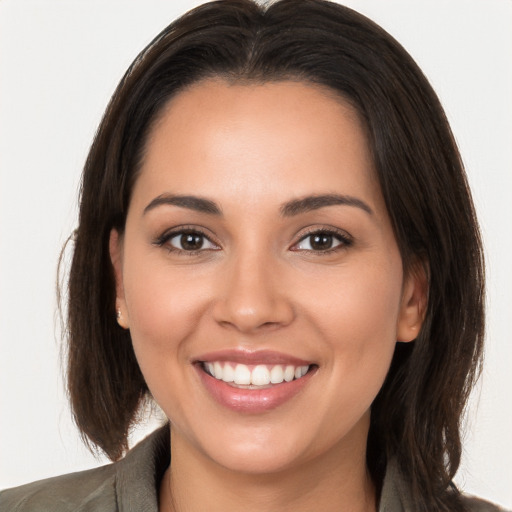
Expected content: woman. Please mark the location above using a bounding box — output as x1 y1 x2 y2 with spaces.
0 1 508 511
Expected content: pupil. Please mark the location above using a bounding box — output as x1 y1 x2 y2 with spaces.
181 233 203 250
311 234 332 250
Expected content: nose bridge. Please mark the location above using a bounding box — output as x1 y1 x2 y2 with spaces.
213 243 294 332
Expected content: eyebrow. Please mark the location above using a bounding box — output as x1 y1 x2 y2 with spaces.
280 194 373 216
143 192 373 217
144 194 222 215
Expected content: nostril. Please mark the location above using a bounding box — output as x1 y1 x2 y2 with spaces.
211 267 295 331
217 318 289 333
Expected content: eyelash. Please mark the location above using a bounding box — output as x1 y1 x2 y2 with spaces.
153 227 219 255
153 227 353 255
291 227 353 254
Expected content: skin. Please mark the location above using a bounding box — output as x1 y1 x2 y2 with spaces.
110 80 426 512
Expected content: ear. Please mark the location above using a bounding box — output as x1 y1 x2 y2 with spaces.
109 228 130 329
396 260 428 342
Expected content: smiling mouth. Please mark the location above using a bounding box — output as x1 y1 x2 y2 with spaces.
201 361 314 388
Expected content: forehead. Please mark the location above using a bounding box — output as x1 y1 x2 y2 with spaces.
134 79 382 214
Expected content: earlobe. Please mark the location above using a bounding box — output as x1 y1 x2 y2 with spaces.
396 261 428 342
109 229 130 329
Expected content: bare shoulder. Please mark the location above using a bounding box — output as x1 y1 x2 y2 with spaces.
0 463 117 512
461 494 511 512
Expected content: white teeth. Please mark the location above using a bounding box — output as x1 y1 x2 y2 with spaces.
222 364 235 382
234 364 251 385
214 362 223 380
205 362 310 386
293 366 308 378
251 365 270 386
284 365 295 382
270 365 284 384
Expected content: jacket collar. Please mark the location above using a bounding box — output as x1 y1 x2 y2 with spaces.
114 424 413 512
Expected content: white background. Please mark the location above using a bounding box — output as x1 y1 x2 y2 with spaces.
0 0 511 507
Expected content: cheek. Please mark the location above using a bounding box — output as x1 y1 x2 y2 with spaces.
300 255 403 391
121 252 211 363
305 258 402 343
307 263 402 425
121 259 210 421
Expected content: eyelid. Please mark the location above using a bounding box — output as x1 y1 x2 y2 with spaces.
153 224 352 255
153 225 221 252
290 226 353 252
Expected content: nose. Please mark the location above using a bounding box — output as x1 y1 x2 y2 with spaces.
212 251 295 334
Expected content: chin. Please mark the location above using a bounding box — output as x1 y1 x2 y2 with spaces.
207 441 309 475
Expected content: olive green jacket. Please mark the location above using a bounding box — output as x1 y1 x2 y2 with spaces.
0 425 507 511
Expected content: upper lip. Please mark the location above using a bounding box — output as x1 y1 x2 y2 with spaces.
194 349 314 366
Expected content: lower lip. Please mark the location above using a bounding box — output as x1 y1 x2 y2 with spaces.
196 365 315 413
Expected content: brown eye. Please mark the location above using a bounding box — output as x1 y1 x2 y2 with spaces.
310 233 334 250
166 231 218 252
293 230 351 252
180 233 204 250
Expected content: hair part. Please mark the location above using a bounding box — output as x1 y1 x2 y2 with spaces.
65 1 484 509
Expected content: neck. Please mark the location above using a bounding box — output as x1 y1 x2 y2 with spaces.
159 418 376 512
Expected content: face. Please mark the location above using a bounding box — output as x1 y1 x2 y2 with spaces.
111 80 424 476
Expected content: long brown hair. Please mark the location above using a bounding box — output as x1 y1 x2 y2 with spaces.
65 1 484 510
